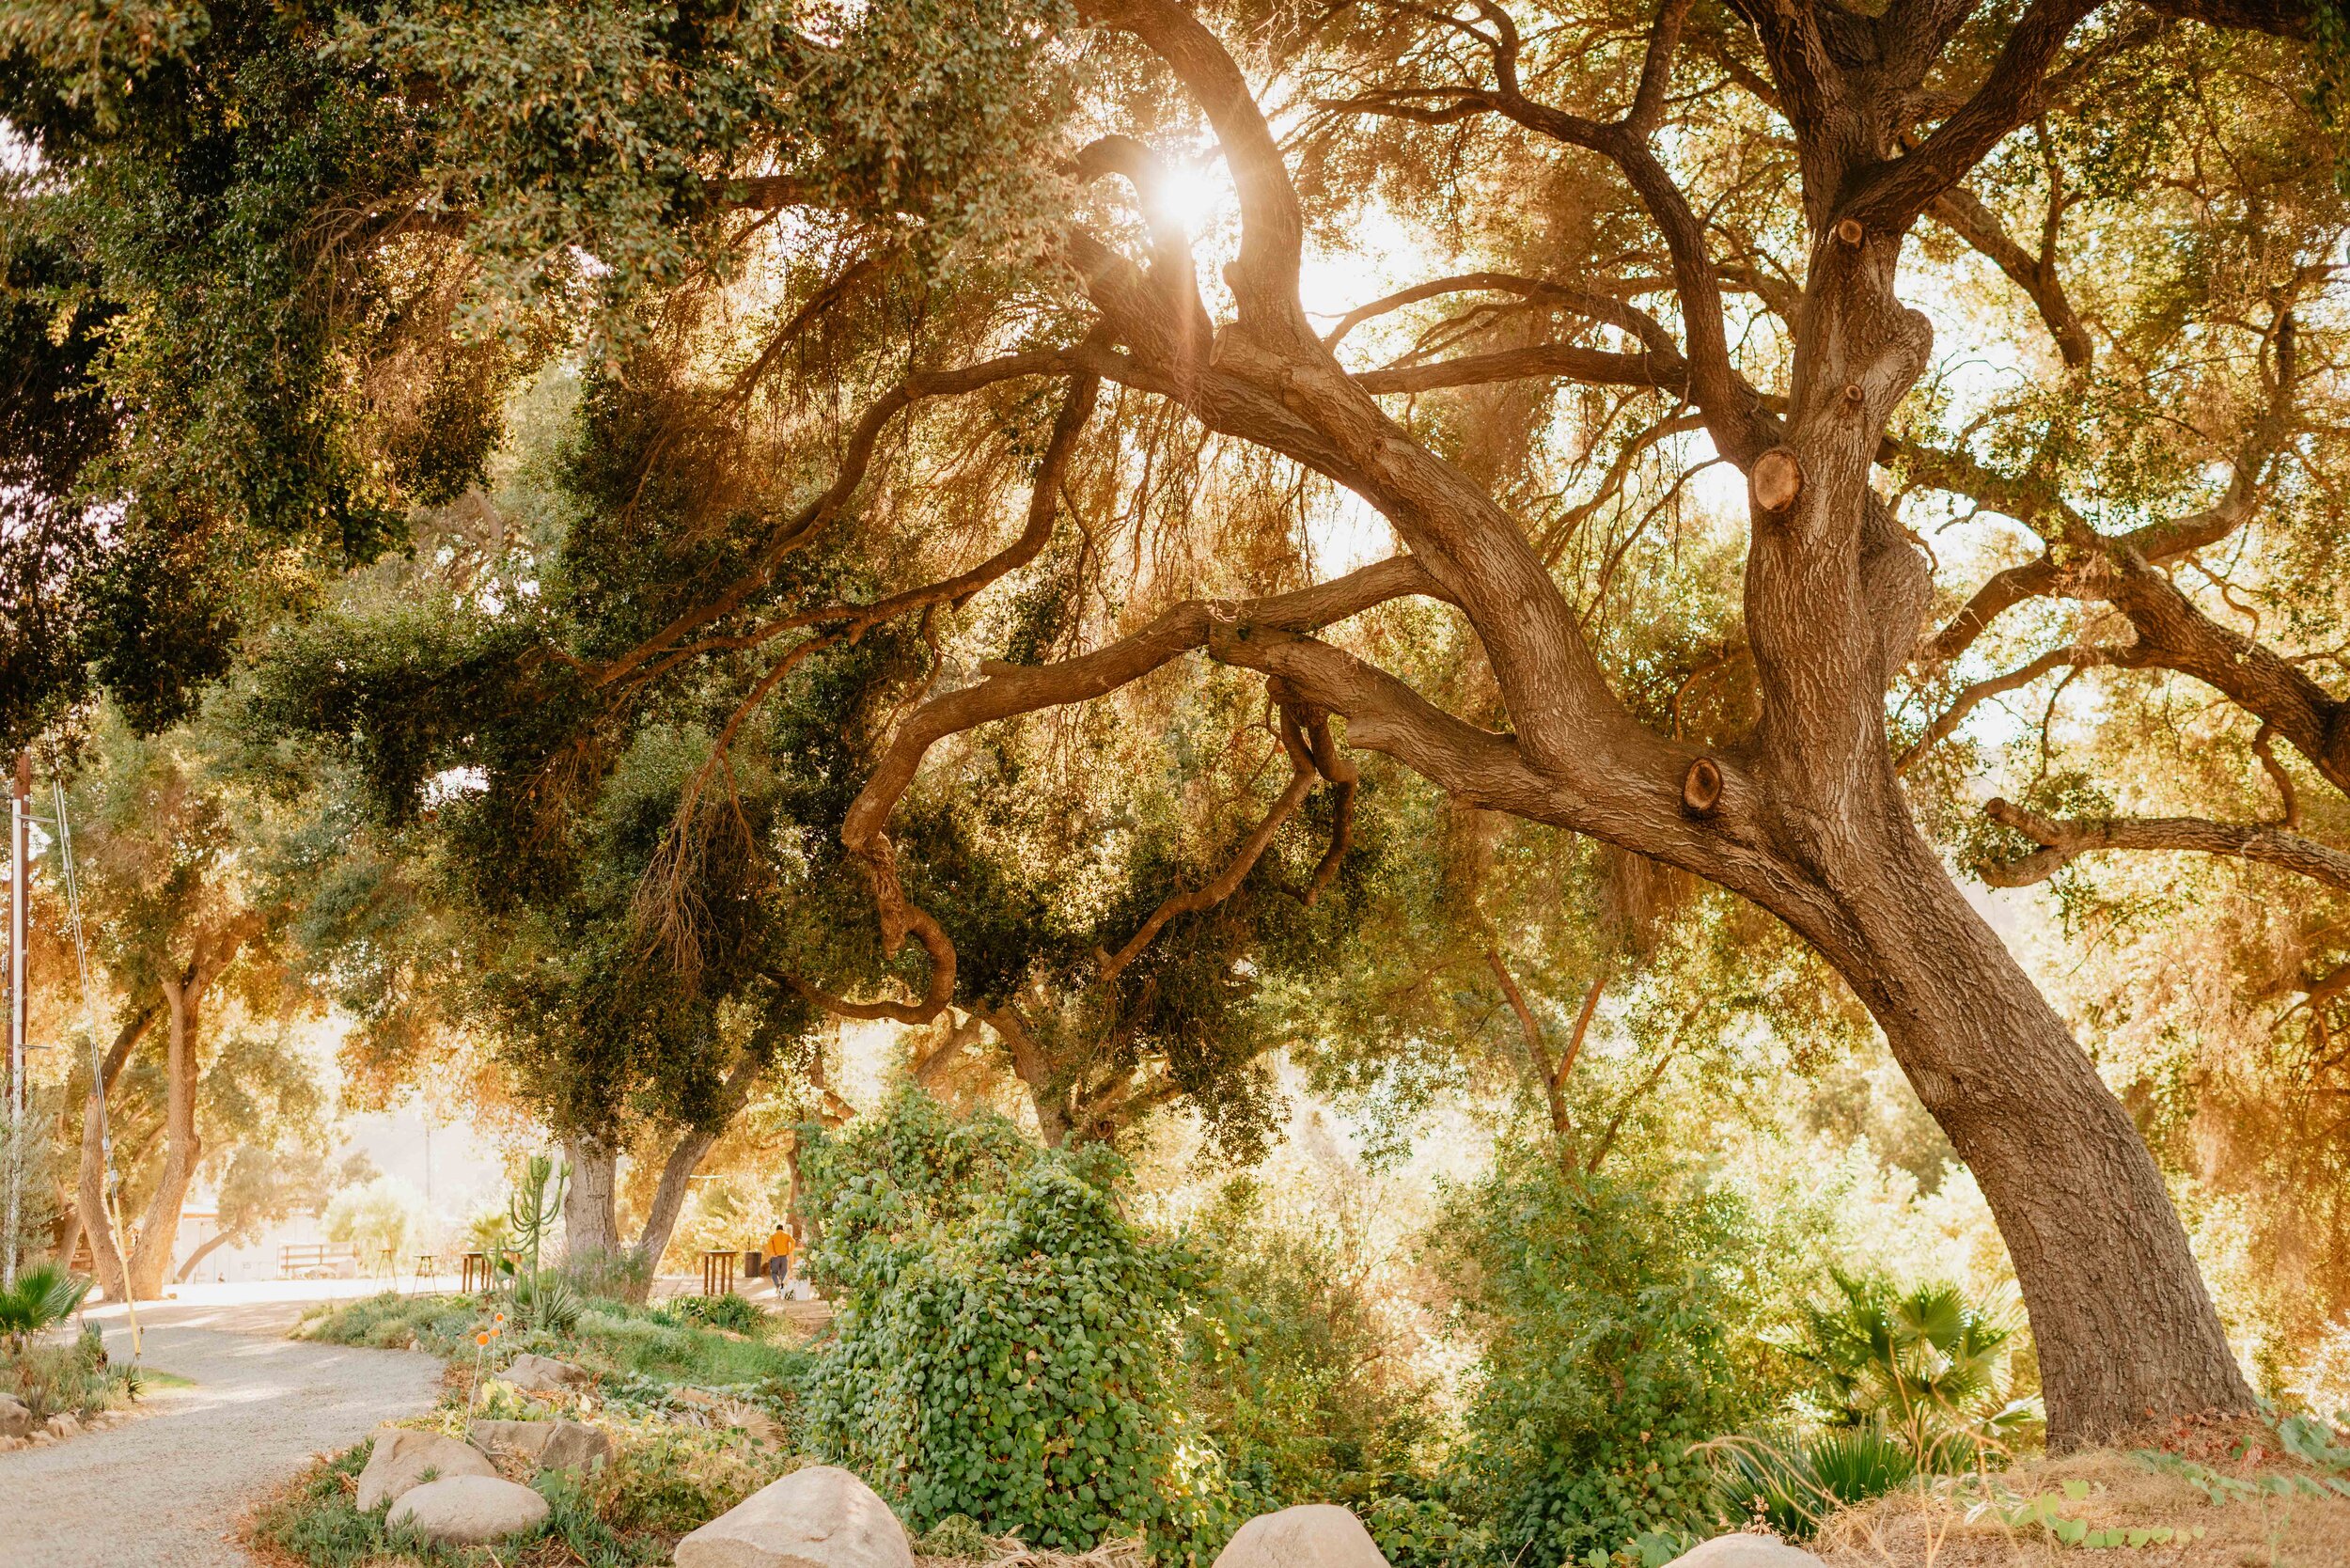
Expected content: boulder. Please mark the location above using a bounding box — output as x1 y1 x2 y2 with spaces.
473 1417 613 1473
355 1424 498 1511
1663 1536 1830 1568
674 1464 915 1568
1212 1505 1389 1568
42 1413 79 1439
0 1395 31 1439
388 1474 551 1545
502 1353 589 1393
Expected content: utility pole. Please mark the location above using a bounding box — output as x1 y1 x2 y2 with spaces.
6 752 28 1291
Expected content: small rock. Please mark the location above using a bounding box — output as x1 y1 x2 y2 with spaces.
502 1353 590 1393
0 1395 30 1439
388 1473 551 1545
473 1417 613 1473
1663 1537 1830 1568
355 1424 499 1511
42 1414 79 1439
674 1464 915 1568
1213 1505 1388 1568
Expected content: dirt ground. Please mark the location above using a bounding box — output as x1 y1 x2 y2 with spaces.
1813 1419 2350 1568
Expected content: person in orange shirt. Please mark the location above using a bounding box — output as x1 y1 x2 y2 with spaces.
764 1221 797 1295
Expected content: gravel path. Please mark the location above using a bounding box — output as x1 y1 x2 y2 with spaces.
0 1299 441 1568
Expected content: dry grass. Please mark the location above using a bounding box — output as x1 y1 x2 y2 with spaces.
1813 1420 2350 1568
913 1536 1150 1568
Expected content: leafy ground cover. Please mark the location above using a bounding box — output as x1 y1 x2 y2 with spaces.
1812 1418 2350 1567
256 1289 813 1566
292 1291 807 1389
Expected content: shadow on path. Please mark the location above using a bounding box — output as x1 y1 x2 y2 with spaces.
0 1300 440 1568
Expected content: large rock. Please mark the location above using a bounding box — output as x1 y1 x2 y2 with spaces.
1213 1505 1389 1568
388 1474 551 1545
0 1395 32 1439
355 1424 498 1511
674 1464 915 1568
1663 1536 1830 1568
474 1417 613 1473
502 1353 590 1393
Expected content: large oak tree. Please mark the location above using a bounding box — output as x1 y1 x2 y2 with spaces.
9 0 2349 1441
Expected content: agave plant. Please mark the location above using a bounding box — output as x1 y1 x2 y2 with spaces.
1791 1270 2019 1451
0 1263 92 1353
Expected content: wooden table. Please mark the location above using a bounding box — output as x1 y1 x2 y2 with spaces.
461 1251 492 1293
699 1249 737 1297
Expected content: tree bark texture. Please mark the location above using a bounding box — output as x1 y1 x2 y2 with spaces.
563 1137 621 1258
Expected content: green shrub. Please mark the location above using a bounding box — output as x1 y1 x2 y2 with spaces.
563 1245 654 1303
1182 1177 1438 1517
800 1090 1207 1556
5 1320 136 1421
517 1269 585 1335
1366 1494 1466 1568
1705 1425 1917 1538
1433 1149 1781 1567
294 1292 478 1356
670 1292 768 1337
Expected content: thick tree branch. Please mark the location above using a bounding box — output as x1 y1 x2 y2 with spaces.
1843 0 2104 232
1926 185 2092 368
1982 798 2350 893
833 558 1454 1009
1076 0 1313 343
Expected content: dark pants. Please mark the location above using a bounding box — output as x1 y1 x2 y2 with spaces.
768 1255 791 1293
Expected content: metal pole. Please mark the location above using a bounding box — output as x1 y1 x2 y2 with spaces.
6 752 28 1291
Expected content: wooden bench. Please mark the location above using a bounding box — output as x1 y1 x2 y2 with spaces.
278 1243 357 1279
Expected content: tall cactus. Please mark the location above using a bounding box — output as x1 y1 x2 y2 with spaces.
507 1154 568 1311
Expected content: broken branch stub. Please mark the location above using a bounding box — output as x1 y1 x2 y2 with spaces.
1682 757 1724 817
1749 447 1803 513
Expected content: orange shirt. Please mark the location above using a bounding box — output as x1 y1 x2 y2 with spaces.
766 1228 794 1257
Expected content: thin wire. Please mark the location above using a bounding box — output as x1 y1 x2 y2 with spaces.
53 773 139 1359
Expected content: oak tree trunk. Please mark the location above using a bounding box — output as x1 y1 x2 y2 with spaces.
632 1126 715 1294
1791 795 2251 1446
562 1136 621 1257
628 1054 766 1299
73 1008 151 1301
124 979 201 1299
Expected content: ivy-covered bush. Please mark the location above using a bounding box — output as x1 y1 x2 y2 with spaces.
1434 1149 1783 1567
798 1091 1210 1555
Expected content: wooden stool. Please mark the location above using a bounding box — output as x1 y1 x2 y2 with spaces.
415 1253 437 1284
699 1249 737 1297
462 1251 491 1293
